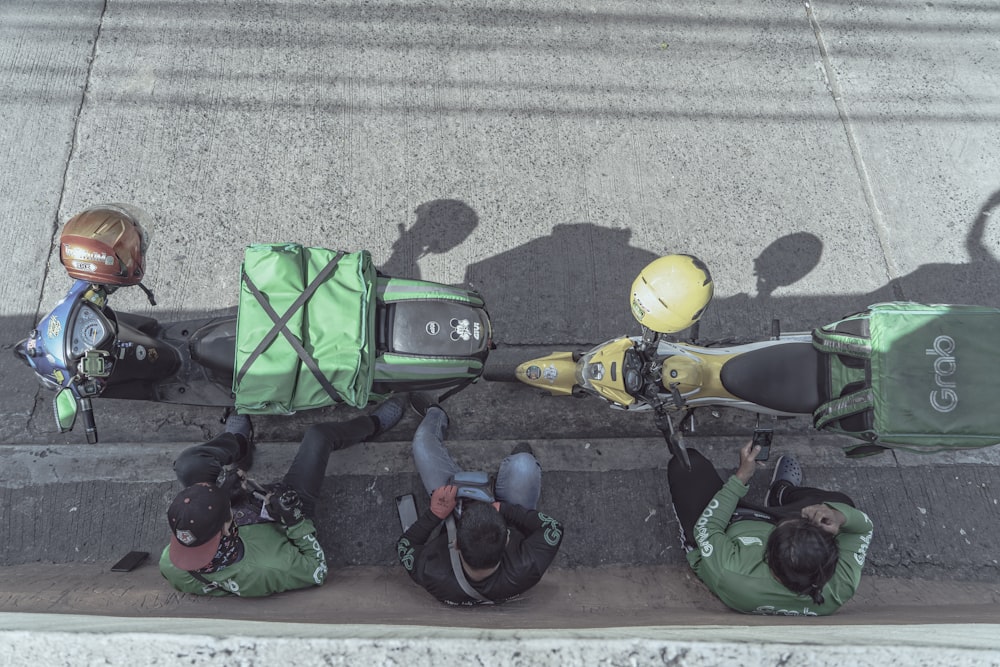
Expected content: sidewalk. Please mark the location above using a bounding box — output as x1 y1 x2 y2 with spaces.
2 435 998 610
1 559 998 664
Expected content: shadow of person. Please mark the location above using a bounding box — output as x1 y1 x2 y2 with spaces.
754 232 824 301
705 188 1000 337
380 199 479 278
464 223 660 344
840 188 1000 310
693 232 825 337
873 187 1000 306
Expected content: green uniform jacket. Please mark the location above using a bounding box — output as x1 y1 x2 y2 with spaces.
159 519 327 597
686 476 874 616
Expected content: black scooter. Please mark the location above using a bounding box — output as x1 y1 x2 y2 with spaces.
15 269 492 444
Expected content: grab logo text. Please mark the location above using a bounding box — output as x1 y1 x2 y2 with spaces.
926 335 957 413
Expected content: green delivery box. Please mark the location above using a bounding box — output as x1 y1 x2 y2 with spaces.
233 244 376 413
814 302 1000 454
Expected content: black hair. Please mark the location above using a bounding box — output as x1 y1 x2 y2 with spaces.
456 501 507 569
765 518 839 605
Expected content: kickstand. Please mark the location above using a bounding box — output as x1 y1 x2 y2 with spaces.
654 406 691 471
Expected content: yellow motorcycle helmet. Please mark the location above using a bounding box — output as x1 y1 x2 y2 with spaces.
629 254 714 333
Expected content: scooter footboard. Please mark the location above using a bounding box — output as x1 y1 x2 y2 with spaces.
514 351 579 396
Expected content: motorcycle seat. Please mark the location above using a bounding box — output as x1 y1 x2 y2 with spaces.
189 318 238 382
719 342 822 415
192 336 236 376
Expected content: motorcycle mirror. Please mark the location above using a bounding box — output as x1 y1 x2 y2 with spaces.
53 388 79 432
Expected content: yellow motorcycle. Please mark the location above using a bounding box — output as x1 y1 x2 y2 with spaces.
500 254 1000 466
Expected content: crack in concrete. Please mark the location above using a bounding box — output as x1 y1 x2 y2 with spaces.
25 2 111 430
805 1 905 301
47 0 109 307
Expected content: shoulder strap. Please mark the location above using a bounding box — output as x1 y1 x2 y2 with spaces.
187 570 233 595
813 387 875 430
729 507 777 524
445 515 491 604
811 328 872 359
437 377 477 404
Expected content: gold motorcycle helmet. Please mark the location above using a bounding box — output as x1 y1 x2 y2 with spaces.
59 203 153 286
629 254 714 333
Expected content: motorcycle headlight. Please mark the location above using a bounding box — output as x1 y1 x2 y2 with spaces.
623 347 644 395
588 362 605 381
625 368 642 394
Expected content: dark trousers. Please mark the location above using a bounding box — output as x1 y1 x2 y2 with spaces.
667 449 855 547
173 416 375 518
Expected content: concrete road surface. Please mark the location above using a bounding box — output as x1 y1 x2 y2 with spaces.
2 0 999 663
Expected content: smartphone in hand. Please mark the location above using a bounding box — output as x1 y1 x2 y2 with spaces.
753 428 773 461
396 494 418 532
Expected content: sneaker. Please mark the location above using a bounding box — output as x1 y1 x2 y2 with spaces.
409 391 441 418
369 396 406 437
765 455 802 507
510 442 534 457
225 413 254 471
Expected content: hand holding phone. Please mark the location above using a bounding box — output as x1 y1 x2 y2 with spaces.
753 428 773 461
396 494 418 532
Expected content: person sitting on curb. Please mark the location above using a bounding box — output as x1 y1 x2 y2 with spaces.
667 442 874 616
159 397 406 597
396 393 564 605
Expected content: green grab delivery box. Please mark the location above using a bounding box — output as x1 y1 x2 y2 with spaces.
233 244 376 414
813 302 1000 455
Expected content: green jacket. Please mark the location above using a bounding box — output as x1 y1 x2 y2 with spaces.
687 476 874 616
159 519 327 597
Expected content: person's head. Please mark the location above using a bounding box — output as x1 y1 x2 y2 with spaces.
166 483 232 570
456 501 508 569
765 518 838 605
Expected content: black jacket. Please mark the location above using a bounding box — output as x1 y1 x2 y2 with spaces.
396 502 564 605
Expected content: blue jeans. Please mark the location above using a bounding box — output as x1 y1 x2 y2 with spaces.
411 407 542 509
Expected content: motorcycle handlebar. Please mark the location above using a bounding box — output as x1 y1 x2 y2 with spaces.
79 396 99 444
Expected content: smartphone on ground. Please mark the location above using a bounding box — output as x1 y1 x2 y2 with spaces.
111 550 149 572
